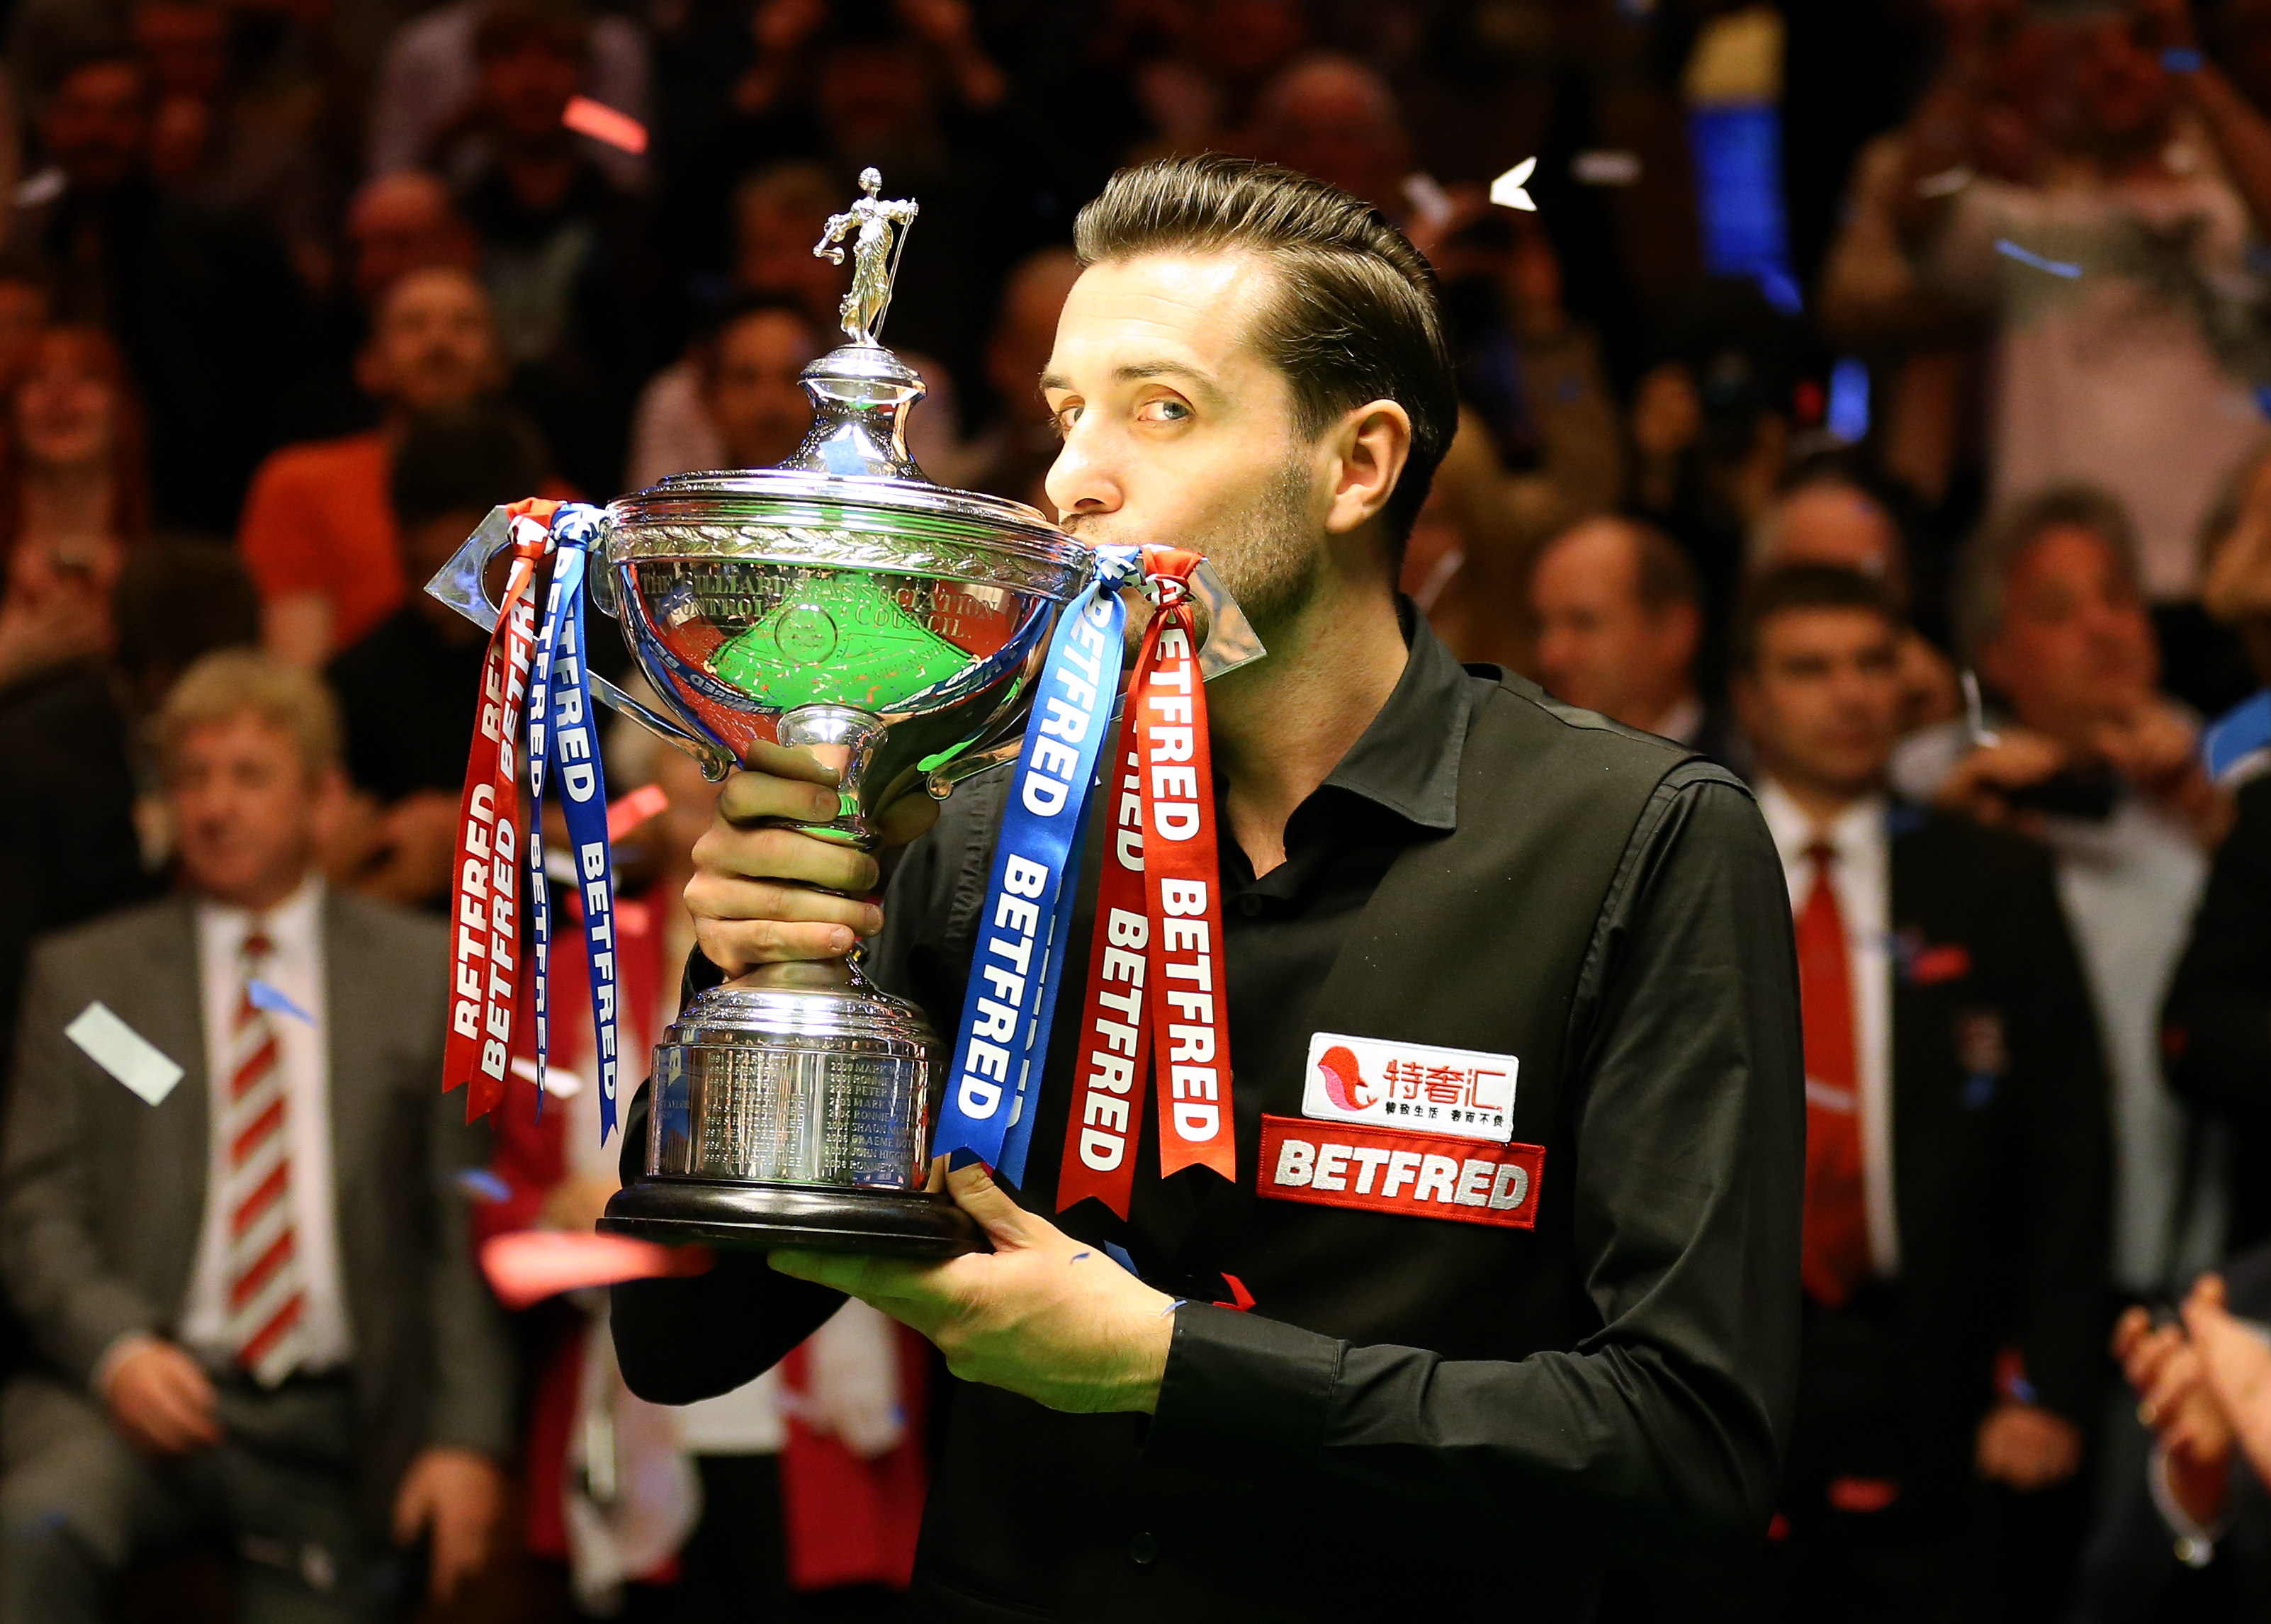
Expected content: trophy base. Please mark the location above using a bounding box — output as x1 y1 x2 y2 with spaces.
599 1176 979 1257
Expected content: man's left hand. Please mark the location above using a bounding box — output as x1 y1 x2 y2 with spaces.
770 1162 1178 1415
391 1445 504 1603
1976 1400 2083 1490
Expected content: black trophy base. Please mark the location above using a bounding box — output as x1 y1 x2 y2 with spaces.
598 1175 979 1257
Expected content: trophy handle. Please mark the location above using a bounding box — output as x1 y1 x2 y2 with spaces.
424 504 738 783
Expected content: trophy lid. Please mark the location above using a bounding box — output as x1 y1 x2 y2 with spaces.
603 167 1088 594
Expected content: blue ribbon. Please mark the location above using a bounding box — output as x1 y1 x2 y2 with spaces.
936 546 1141 1183
526 504 624 1141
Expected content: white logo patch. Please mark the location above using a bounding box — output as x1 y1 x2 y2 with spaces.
1302 1032 1518 1143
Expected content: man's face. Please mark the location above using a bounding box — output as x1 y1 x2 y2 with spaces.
1042 252 1326 633
169 713 328 907
1531 521 1696 728
41 62 148 190
1978 525 2159 742
363 269 501 412
347 176 475 309
1735 607 1903 799
2068 16 2173 147
479 37 581 143
734 198 844 330
132 0 227 100
14 331 116 470
403 509 490 642
817 42 932 159
1768 484 1901 580
705 310 816 470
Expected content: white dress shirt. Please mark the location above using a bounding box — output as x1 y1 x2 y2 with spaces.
179 874 354 1370
1759 781 1900 1278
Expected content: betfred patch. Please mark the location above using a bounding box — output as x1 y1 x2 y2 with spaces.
1257 1115 1544 1229
1302 1031 1517 1142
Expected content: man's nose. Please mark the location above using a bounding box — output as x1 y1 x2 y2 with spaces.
1043 430 1121 524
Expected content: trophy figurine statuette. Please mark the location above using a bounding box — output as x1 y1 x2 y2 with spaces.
426 169 1258 1256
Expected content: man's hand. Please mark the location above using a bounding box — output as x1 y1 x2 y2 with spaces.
391 1445 503 1604
1935 727 2068 828
1975 1399 2083 1490
685 750 938 977
2116 1302 2236 1527
770 1162 1177 1415
2183 1275 2271 1489
2094 701 2230 847
103 1337 220 1456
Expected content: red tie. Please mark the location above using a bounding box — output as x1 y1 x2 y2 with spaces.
1796 842 1870 1308
225 927 308 1385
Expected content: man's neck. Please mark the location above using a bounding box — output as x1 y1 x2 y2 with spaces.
199 866 316 916
1206 566 1409 878
1764 767 1880 828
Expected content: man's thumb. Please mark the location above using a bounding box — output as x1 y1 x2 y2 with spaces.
945 1161 1032 1247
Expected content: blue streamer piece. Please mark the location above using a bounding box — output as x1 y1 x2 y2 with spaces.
245 979 312 1024
527 504 623 1143
1994 238 2083 279
2204 688 2271 783
935 547 1141 1183
2163 47 2203 73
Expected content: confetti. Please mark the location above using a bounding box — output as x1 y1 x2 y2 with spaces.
1994 239 2082 278
563 96 647 155
458 1168 512 1203
64 1003 183 1105
480 1229 711 1310
246 978 313 1024
2163 47 2203 73
1070 1251 1091 1262
606 782 670 840
1571 150 1641 186
1160 1298 1188 1316
1489 157 1538 213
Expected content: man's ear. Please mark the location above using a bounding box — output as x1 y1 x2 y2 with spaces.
1323 399 1414 538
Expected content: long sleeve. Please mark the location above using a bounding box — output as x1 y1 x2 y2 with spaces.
1144 770 1804 1559
422 1088 516 1457
0 942 167 1387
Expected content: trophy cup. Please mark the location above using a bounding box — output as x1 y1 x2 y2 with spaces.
427 169 1256 1257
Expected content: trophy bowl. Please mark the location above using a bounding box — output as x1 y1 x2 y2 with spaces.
588 445 1091 1256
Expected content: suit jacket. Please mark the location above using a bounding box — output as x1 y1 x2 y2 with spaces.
1822 807 2113 1492
0 889 512 1528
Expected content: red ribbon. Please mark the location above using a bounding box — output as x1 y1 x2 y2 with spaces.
442 499 556 1120
1057 548 1236 1215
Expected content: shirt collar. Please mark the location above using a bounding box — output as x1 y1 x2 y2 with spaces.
196 871 325 951
1757 777 1887 867
1311 602 1475 833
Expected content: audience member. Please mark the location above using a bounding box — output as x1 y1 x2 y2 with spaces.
441 0 660 499
11 46 307 532
239 264 507 665
1242 52 1411 214
1893 2 2271 607
1529 514 1745 767
0 536 257 1076
1900 487 2225 1304
1752 468 1961 733
0 324 148 570
368 0 650 191
949 245 1081 505
325 403 547 908
728 159 854 334
0 650 512 1621
626 295 821 488
1722 563 2110 1620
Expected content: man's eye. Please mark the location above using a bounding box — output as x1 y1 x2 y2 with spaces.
1051 404 1081 438
1137 399 1190 424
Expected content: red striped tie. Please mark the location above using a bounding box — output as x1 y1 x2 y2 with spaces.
225 927 308 1386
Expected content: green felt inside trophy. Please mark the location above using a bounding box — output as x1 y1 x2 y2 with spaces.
710 572 969 708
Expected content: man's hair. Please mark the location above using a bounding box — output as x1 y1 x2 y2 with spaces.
1956 484 2139 658
1533 515 1699 614
1071 153 1458 548
157 650 342 779
474 0 590 61
1729 563 1899 676
390 405 548 528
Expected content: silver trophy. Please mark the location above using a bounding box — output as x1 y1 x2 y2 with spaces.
428 169 1258 1256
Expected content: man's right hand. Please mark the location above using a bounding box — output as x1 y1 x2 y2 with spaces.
684 748 938 978
103 1336 220 1456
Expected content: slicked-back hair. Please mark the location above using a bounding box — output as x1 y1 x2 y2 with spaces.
1729 563 1900 677
1071 154 1458 551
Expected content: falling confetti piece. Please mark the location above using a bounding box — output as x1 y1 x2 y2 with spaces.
247 978 313 1023
1995 239 2082 278
458 1168 512 1203
1571 150 1641 186
1489 157 1538 212
1160 1298 1188 1316
2163 47 2203 72
480 1229 711 1309
607 782 670 840
1070 1251 1091 1262
563 96 648 155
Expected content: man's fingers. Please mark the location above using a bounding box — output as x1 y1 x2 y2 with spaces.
683 873 882 935
696 917 859 973
946 1161 1037 1248
719 751 843 808
392 1475 428 1549
692 823 881 893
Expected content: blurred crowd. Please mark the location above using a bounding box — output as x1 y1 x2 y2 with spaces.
14 0 2271 1618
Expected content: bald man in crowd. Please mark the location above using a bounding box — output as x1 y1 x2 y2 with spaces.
1530 514 1749 769
1754 471 1959 733
239 265 507 666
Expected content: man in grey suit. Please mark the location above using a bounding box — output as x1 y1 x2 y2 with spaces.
0 651 513 1623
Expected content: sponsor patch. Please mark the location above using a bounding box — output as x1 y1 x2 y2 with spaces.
1256 1114 1543 1229
1301 1031 1517 1141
